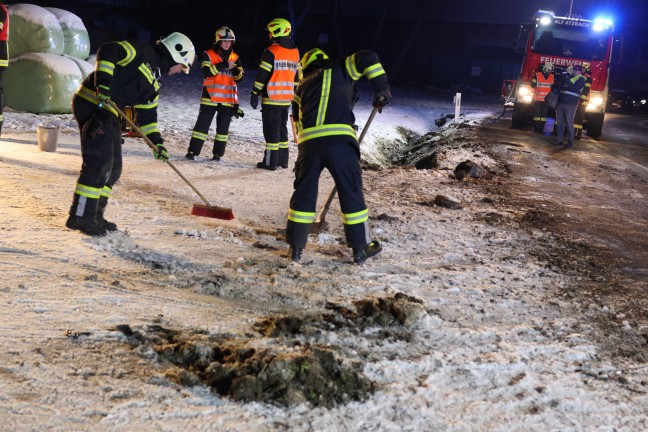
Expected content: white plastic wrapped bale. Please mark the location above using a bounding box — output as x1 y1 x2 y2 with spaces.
8 4 64 57
45 7 90 60
64 54 93 79
5 53 83 114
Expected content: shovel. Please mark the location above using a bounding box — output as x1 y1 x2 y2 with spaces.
105 100 235 220
310 107 379 234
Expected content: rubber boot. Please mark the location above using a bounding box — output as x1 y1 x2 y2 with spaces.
278 147 289 169
66 194 107 236
256 150 278 170
97 196 118 231
289 247 303 263
352 240 382 265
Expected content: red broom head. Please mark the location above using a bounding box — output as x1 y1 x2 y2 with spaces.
191 204 235 220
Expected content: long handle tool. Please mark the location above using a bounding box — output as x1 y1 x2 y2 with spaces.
310 107 379 234
106 101 234 220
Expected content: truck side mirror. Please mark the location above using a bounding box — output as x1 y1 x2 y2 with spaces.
513 24 529 54
611 36 623 64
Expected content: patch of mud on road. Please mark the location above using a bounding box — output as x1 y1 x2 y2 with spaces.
115 293 427 407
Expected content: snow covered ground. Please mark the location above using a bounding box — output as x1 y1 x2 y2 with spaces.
1 69 646 431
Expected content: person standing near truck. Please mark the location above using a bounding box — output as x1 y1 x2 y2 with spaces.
553 64 585 148
531 62 554 134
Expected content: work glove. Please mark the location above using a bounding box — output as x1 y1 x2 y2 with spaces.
373 89 392 112
153 144 169 162
234 106 245 119
96 84 111 103
250 93 259 110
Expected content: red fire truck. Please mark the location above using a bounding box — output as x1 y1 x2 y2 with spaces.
507 10 618 138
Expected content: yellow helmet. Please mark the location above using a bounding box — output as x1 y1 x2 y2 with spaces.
267 18 291 38
582 61 591 70
542 62 554 73
215 26 236 43
300 48 329 72
159 32 196 73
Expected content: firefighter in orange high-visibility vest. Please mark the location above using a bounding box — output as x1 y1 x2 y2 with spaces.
573 61 592 139
531 62 555 133
249 18 299 170
0 1 9 138
186 26 244 161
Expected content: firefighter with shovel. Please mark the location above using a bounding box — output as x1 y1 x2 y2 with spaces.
286 48 391 265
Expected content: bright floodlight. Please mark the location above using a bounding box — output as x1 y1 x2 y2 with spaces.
593 17 613 31
539 15 552 25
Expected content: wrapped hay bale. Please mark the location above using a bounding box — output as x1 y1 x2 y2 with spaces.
8 4 64 57
64 54 93 79
45 7 90 60
5 53 83 113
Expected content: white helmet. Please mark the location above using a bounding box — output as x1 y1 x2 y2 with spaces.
542 62 554 73
215 26 236 43
159 32 196 73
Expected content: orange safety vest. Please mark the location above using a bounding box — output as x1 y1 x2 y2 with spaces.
533 72 554 101
203 49 239 104
266 44 299 102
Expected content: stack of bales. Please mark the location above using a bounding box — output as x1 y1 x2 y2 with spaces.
5 4 93 114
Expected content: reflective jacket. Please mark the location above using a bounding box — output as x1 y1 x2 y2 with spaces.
557 74 586 106
0 4 8 68
292 50 389 145
74 39 168 144
252 38 299 107
203 49 240 104
531 72 554 101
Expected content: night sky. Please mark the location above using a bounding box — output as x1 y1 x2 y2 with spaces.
9 0 648 92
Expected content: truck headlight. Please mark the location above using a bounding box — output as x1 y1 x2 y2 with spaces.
517 85 533 103
586 96 604 111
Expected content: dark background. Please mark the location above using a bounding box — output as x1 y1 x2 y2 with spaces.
11 0 648 95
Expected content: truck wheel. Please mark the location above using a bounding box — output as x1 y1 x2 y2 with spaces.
512 104 530 128
586 113 604 139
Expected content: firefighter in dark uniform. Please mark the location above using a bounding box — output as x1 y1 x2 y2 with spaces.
0 1 9 138
573 61 592 139
286 48 391 265
185 26 244 161
66 32 196 236
531 62 554 133
249 18 299 170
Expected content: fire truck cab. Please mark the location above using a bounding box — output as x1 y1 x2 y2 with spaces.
509 10 616 138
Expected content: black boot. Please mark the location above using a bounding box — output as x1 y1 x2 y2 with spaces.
66 194 107 236
289 247 303 262
185 152 196 160
352 240 382 265
97 196 118 231
257 149 278 170
278 147 289 168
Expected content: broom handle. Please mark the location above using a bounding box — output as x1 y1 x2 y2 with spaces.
314 107 380 224
106 101 212 207
289 114 299 144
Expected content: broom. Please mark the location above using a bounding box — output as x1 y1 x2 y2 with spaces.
310 107 380 234
105 101 235 220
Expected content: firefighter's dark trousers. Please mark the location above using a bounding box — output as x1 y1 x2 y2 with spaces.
533 99 549 133
69 97 122 220
187 103 234 158
573 102 586 138
260 104 290 168
286 138 371 250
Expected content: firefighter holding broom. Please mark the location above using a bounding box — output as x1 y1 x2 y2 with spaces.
286 48 391 265
66 32 196 236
